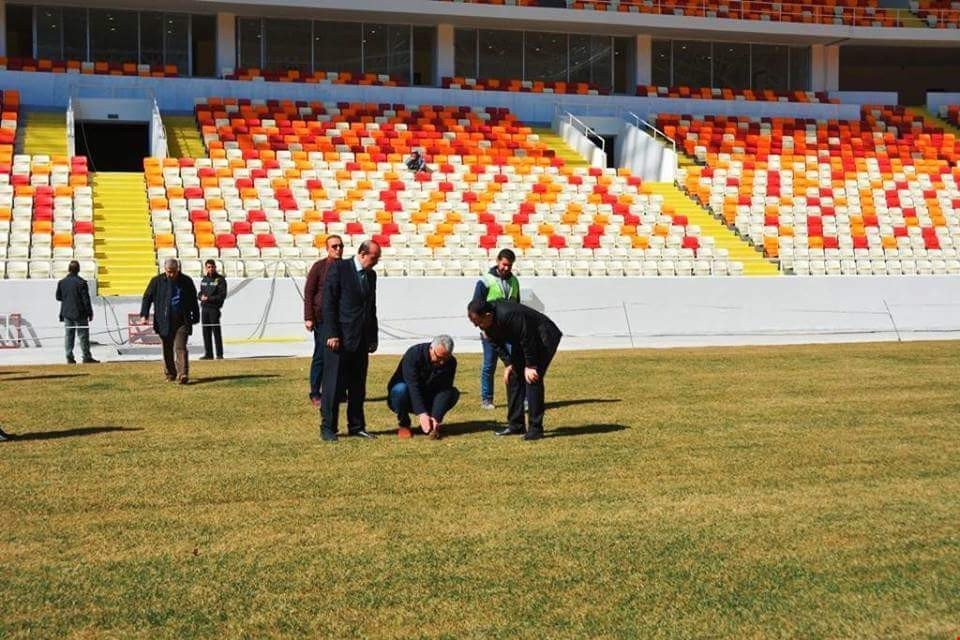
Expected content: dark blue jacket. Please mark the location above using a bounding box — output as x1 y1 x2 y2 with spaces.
387 342 458 415
140 272 200 338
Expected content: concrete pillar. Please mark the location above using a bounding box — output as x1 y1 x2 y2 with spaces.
0 0 7 59
635 34 652 87
810 44 840 92
216 13 237 77
825 44 840 92
436 24 455 86
810 44 825 90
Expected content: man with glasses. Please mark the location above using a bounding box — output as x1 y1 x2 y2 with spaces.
303 235 344 408
386 335 459 440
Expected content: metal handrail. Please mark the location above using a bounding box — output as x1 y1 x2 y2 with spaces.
625 111 675 154
66 97 76 157
564 112 605 153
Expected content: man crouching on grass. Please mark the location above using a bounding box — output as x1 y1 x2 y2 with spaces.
386 335 459 439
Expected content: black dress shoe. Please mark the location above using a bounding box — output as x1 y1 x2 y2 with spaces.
348 429 376 439
320 428 338 442
82 357 100 364
198 355 213 360
495 426 525 436
522 430 544 441
66 356 76 364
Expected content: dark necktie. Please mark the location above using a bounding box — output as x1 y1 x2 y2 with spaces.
359 269 369 297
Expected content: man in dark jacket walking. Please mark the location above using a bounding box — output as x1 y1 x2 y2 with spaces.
140 258 200 384
198 259 227 360
55 260 98 364
386 335 459 439
303 234 343 407
467 300 562 441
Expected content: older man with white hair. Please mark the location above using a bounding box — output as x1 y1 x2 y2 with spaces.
140 258 200 384
386 335 459 439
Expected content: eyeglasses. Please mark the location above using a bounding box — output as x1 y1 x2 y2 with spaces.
329 244 344 249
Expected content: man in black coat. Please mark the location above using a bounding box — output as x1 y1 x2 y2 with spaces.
198 259 227 360
140 258 200 384
467 300 563 441
55 260 98 364
387 335 459 439
320 240 381 441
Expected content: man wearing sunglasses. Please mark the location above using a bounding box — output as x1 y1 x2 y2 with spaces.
304 235 344 408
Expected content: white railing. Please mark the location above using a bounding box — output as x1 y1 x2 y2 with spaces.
66 97 76 157
557 109 606 153
151 98 168 159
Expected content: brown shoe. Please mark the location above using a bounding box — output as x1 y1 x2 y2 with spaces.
178 376 189 385
429 425 442 440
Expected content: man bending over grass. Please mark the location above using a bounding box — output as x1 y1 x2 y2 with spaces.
387 335 459 439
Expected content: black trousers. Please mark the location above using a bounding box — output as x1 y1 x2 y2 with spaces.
506 342 559 434
320 345 369 434
201 306 223 358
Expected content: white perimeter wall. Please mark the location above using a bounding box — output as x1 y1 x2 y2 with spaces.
2 276 959 364
927 92 960 113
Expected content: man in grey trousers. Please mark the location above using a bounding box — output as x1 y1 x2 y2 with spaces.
55 260 98 364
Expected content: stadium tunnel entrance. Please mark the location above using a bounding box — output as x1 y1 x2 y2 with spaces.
70 97 163 171
75 121 149 172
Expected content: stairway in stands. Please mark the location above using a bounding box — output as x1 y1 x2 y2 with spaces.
646 183 780 276
21 111 67 155
531 127 589 167
163 114 206 158
908 106 960 138
92 172 156 296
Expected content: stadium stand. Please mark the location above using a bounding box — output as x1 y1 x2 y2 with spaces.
667 106 960 275
636 86 837 104
138 98 775 278
0 58 178 77
222 69 406 86
442 77 608 95
431 0 917 26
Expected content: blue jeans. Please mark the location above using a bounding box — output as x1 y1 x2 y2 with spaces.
388 382 460 428
64 319 92 360
480 335 498 403
309 326 324 399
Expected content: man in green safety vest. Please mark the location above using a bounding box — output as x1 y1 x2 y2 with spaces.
471 248 520 410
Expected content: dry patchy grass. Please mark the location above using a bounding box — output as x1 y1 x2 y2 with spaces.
1 342 959 639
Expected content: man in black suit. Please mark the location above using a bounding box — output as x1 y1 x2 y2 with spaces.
198 259 227 360
467 300 562 441
55 260 98 364
140 258 200 384
320 240 381 442
387 335 459 439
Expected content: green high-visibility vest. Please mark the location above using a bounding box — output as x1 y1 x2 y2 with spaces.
483 272 519 302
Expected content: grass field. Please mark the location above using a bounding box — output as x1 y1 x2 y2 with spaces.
1 341 959 639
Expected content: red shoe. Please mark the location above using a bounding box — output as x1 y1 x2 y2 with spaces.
397 426 413 439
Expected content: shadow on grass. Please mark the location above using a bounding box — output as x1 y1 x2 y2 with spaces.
370 420 497 438
7 426 144 441
546 423 628 438
189 374 280 386
0 370 26 376
365 395 388 403
3 373 89 382
545 398 622 410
